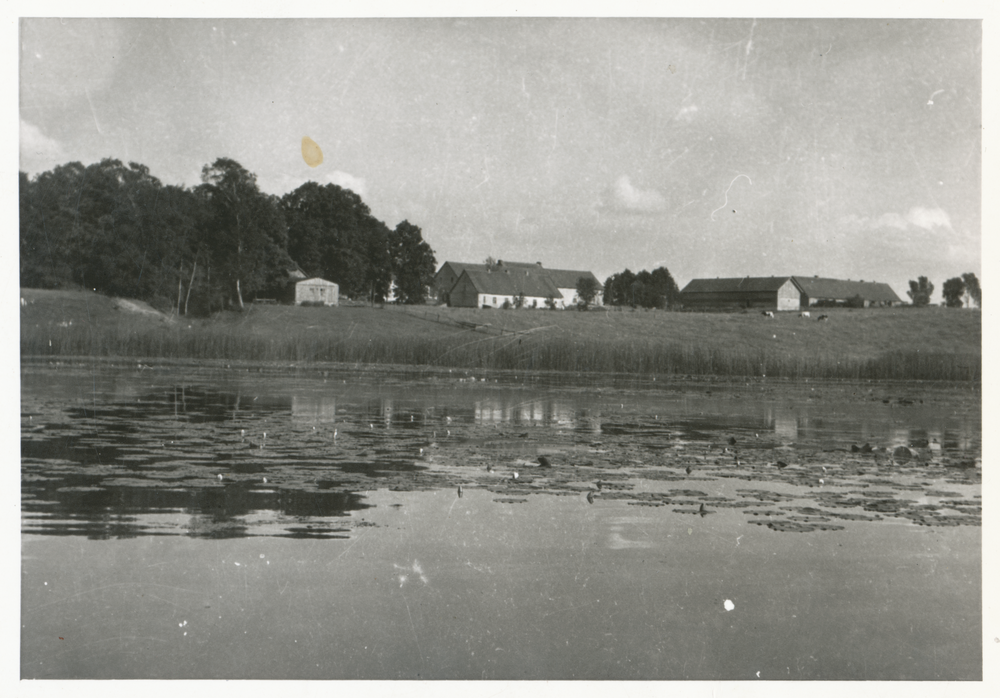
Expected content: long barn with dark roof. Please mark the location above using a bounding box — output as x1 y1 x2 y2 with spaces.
679 276 902 311
436 259 602 308
792 276 902 307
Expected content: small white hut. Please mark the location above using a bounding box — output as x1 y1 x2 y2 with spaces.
295 278 339 306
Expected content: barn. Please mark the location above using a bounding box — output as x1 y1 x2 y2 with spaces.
448 267 563 309
544 268 604 308
791 276 903 308
436 259 601 308
680 275 904 311
295 278 339 306
679 277 801 311
433 260 539 304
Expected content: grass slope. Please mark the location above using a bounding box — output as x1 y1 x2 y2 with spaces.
20 288 981 380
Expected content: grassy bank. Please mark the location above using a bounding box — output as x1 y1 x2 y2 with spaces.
20 288 981 381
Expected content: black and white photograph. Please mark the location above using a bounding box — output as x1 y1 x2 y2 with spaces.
15 6 988 687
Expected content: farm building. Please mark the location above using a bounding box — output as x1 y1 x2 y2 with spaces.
679 276 903 311
436 259 603 308
792 276 903 307
433 260 537 304
680 277 802 311
544 268 604 308
448 267 563 309
295 278 339 306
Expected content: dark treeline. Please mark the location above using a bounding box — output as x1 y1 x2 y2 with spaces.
603 267 680 309
19 157 437 314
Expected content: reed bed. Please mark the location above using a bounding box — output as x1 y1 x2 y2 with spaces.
22 319 980 382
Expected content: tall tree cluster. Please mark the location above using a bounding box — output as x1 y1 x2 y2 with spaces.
603 267 680 309
941 272 982 309
20 157 438 312
20 160 200 303
907 276 935 307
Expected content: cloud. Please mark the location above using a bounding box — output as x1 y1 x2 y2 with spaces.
873 212 910 230
841 207 952 232
20 118 66 172
674 104 699 123
327 170 367 197
599 175 666 215
906 207 952 230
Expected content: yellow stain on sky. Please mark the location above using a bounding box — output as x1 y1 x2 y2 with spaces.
301 137 323 167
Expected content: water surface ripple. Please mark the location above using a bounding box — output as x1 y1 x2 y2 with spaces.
20 362 981 680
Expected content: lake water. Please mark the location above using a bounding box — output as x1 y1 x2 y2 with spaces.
20 360 981 680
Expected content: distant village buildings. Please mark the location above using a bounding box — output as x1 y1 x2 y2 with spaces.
679 276 902 311
295 278 339 306
435 260 603 309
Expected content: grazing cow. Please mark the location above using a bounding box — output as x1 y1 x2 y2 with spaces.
817 314 829 321
799 311 810 318
761 311 774 318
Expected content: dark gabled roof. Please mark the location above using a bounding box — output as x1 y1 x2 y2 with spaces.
791 277 902 303
680 275 903 302
680 277 795 294
436 261 601 294
545 268 604 290
298 277 338 286
285 261 308 280
458 269 563 299
435 260 539 278
435 262 484 279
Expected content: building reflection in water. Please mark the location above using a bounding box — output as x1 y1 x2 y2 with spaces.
292 395 338 423
473 398 600 434
773 413 799 440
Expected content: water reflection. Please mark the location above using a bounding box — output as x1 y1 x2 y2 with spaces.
21 365 982 680
291 395 337 423
774 413 798 440
473 397 601 433
21 368 981 541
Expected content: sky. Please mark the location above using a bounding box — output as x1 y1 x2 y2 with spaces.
18 15 984 302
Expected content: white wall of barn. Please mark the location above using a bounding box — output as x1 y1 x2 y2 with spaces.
777 280 800 311
555 287 603 308
295 282 339 306
478 293 551 308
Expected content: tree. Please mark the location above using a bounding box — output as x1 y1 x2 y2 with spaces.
20 162 89 289
484 256 498 271
282 181 371 292
389 220 437 304
648 267 681 309
20 159 209 312
602 266 678 309
361 219 393 304
576 277 600 310
942 277 966 308
281 182 413 303
962 272 981 309
604 268 637 307
198 158 290 310
907 276 934 307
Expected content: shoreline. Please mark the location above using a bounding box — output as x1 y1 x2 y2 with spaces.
20 288 982 382
19 355 982 400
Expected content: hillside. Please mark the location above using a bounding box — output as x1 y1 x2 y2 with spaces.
20 288 982 381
